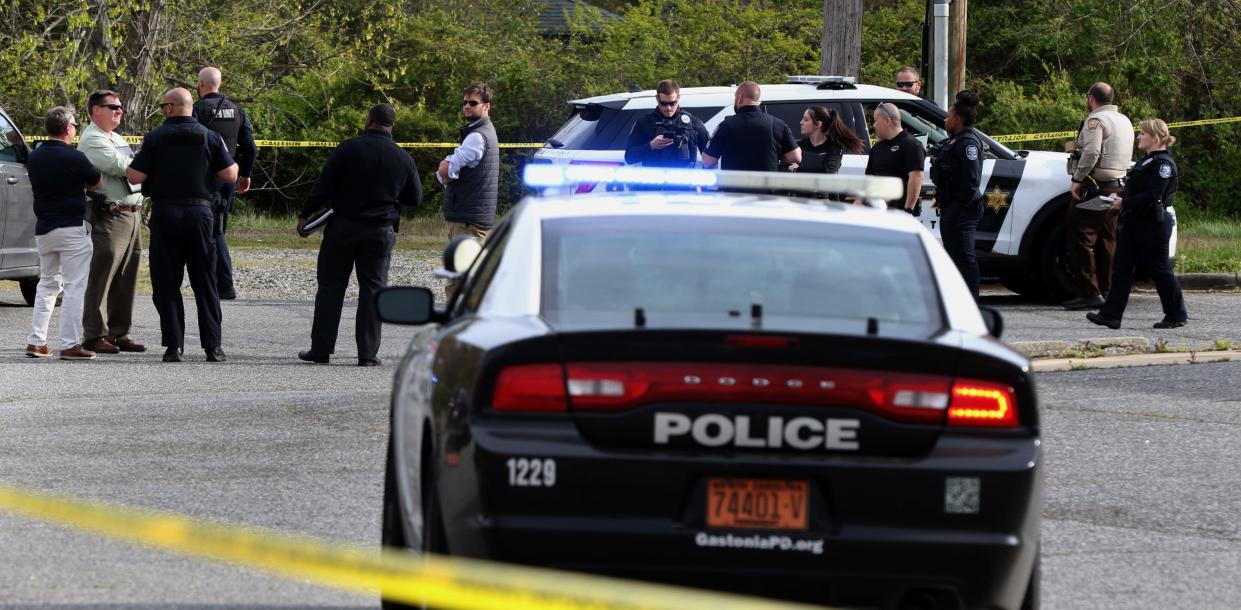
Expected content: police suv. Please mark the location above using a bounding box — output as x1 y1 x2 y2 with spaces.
376 168 1042 610
531 76 1177 299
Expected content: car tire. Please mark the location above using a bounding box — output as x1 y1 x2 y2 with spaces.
19 279 37 306
1021 543 1040 610
1035 218 1078 300
380 427 446 610
998 274 1043 299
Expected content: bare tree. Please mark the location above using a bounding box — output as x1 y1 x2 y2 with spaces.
821 0 862 78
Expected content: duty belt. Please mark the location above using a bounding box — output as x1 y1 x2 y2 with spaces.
107 202 142 213
152 197 213 208
1088 176 1125 189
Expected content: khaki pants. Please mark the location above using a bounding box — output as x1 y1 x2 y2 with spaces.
445 222 491 298
83 207 142 342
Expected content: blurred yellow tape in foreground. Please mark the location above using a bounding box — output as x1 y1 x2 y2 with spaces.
0 483 828 610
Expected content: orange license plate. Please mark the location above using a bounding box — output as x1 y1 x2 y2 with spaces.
707 478 808 531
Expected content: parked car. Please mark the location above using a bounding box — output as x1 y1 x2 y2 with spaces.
530 76 1177 299
376 169 1042 610
0 105 38 306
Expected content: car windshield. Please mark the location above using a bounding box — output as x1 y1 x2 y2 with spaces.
540 214 944 338
547 103 724 150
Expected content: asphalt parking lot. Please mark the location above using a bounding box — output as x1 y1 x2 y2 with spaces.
1 283 1238 609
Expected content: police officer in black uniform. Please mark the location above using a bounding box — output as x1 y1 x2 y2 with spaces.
624 79 709 170
127 88 237 363
1087 119 1187 330
701 81 800 172
193 67 256 300
931 91 985 297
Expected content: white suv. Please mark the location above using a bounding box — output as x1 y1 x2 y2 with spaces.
531 77 1177 299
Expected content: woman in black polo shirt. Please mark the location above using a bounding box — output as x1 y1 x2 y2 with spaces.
791 106 864 175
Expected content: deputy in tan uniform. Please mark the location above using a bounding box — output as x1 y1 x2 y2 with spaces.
1063 82 1134 310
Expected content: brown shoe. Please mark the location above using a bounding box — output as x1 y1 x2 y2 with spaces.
113 338 147 353
83 337 120 354
25 344 52 358
59 345 97 360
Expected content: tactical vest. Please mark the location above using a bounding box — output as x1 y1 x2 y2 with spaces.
194 94 242 157
143 123 215 201
932 128 984 206
443 118 500 229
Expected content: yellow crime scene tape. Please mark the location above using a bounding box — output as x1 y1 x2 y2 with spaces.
25 115 1241 148
0 482 832 610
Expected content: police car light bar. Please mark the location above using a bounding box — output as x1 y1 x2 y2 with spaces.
786 75 857 85
522 165 902 207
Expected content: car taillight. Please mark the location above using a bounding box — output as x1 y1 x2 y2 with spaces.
564 363 955 423
492 364 567 412
947 379 1018 428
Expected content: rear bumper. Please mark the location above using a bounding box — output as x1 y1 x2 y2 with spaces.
435 421 1042 609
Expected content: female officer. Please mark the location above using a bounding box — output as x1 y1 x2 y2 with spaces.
792 106 864 174
931 91 985 297
1086 119 1187 329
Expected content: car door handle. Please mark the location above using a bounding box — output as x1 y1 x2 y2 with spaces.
5 176 17 185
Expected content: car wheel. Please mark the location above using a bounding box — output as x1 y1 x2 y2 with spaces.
381 428 445 610
19 279 37 306
1036 219 1078 300
1021 544 1040 610
998 274 1043 299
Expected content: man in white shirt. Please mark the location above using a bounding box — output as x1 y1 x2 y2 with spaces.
436 83 499 297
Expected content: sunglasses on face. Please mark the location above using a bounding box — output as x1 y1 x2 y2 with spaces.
895 81 917 88
463 100 482 107
657 99 679 107
159 102 174 109
99 104 124 111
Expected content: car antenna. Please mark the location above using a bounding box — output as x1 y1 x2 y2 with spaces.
866 317 879 336
627 84 642 93
635 307 646 328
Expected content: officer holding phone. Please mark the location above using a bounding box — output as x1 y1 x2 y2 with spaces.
625 79 709 169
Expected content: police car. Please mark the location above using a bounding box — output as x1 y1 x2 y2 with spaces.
376 168 1042 610
531 76 1177 299
0 105 38 305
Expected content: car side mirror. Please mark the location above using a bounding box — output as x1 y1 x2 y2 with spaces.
443 235 483 273
375 286 437 325
978 305 1004 339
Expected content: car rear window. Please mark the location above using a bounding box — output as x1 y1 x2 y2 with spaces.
541 215 944 337
548 105 724 151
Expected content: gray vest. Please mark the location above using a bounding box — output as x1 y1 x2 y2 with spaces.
443 118 499 228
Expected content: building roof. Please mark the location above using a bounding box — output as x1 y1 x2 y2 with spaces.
539 0 620 33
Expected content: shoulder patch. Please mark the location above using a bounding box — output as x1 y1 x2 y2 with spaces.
1087 118 1102 130
680 113 691 124
1159 163 1172 179
965 144 979 161
889 145 900 152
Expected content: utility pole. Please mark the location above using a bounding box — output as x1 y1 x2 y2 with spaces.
949 0 968 96
821 0 862 78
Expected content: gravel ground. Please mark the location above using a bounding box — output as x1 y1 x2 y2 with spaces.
159 247 449 303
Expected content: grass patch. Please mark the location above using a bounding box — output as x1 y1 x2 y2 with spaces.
1175 209 1241 273
138 213 449 251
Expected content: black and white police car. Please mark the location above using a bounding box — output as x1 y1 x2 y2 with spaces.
376 168 1042 610
530 76 1177 299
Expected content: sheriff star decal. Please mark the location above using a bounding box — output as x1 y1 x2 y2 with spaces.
985 185 1010 214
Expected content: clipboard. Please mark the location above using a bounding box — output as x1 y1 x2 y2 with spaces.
303 208 334 232
1076 195 1115 211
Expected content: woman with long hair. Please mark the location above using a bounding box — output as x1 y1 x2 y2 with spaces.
791 106 864 174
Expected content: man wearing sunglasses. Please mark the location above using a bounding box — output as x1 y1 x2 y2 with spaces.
895 67 929 101
624 79 710 171
77 89 147 356
436 83 499 297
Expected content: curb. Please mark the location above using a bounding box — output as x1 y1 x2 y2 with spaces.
1010 337 1151 360
1167 273 1239 290
1032 349 1241 372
